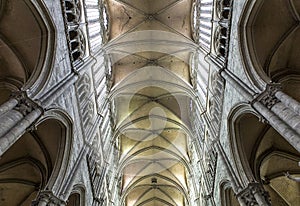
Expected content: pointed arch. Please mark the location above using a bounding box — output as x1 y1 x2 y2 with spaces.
66 184 86 206
240 0 300 96
228 103 300 204
35 109 74 193
0 0 55 101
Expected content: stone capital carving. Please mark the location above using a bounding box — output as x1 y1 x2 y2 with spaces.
237 183 271 206
32 191 66 206
255 83 282 109
12 91 43 116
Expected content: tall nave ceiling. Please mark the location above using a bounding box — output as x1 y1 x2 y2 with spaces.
0 0 300 206
106 0 196 205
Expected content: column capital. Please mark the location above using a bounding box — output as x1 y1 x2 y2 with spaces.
32 191 66 206
237 183 271 206
254 83 282 109
11 91 43 116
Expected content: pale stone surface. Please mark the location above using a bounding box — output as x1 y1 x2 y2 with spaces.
0 0 299 205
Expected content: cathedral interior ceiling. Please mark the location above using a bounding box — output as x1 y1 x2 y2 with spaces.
249 0 300 100
0 1 57 204
238 113 300 205
106 0 195 205
0 0 47 103
1 0 300 205
0 119 64 205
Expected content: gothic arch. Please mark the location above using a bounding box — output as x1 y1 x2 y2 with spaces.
228 104 300 205
66 184 85 206
219 180 239 206
240 0 300 98
36 109 73 193
228 104 261 186
0 0 55 99
0 109 73 205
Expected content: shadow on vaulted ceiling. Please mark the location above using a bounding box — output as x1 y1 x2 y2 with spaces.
106 0 193 40
106 1 196 205
0 0 55 102
241 0 300 100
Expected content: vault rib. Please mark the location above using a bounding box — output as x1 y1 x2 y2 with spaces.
264 24 299 75
136 196 175 206
288 0 300 21
118 146 191 174
132 187 179 206
115 99 187 129
122 173 188 196
115 115 192 138
109 80 195 100
107 1 195 205
113 0 147 15
155 0 184 15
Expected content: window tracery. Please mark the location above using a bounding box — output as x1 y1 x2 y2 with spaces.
213 0 233 60
192 0 214 50
99 0 110 43
62 0 87 64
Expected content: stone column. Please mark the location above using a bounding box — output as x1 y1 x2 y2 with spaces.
237 183 271 206
254 84 300 135
0 92 43 156
275 90 300 115
0 109 42 155
0 98 18 116
253 101 300 151
271 102 300 134
218 69 300 151
0 71 80 156
220 69 300 137
0 108 24 137
252 84 300 152
31 191 66 206
0 92 28 137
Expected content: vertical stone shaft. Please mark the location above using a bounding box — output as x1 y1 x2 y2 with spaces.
275 91 300 116
0 109 42 156
0 98 18 116
253 101 300 152
0 109 23 137
220 69 300 152
271 102 300 134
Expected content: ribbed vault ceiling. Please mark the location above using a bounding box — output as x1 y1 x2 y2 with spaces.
107 0 192 40
105 0 195 205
